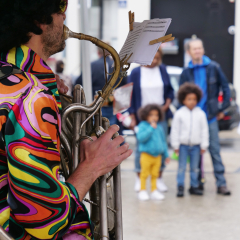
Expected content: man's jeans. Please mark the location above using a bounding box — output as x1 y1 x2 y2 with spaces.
177 145 200 188
208 120 226 187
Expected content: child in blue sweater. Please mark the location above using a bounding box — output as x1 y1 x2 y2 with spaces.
137 104 170 201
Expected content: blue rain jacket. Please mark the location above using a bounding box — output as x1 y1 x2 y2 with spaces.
136 121 169 158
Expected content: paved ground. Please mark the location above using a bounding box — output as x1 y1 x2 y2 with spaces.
120 129 240 240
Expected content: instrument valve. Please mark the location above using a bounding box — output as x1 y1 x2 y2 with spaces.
95 126 106 138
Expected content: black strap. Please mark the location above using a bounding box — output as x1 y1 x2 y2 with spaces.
0 65 23 80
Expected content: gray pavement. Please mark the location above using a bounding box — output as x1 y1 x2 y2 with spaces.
120 129 240 240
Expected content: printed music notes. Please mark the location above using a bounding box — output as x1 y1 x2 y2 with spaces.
119 18 172 65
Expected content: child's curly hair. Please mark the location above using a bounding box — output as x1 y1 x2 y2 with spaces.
178 83 202 105
138 104 164 122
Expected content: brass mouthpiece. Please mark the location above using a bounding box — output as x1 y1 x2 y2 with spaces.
63 25 82 40
63 25 71 40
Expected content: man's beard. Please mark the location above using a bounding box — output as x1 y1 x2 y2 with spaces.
41 22 66 59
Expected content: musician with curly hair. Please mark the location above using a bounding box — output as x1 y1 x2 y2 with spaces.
0 1 132 239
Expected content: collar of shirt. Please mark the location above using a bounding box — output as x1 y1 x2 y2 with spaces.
0 45 62 110
188 55 211 69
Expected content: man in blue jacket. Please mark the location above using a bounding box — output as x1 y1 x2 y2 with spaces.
179 38 231 195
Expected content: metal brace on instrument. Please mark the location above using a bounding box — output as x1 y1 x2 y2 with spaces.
119 71 128 78
95 126 106 138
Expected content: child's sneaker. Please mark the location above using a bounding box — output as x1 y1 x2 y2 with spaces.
134 177 141 192
150 190 165 200
157 178 168 192
177 186 184 197
138 190 150 201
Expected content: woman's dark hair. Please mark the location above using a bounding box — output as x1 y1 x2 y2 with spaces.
0 0 65 53
178 82 202 105
138 104 164 122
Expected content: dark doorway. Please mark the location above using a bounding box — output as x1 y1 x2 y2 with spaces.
151 0 235 82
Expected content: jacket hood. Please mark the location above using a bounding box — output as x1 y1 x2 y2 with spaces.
188 55 211 69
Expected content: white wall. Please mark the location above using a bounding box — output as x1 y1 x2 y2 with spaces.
64 1 100 78
103 0 119 50
88 7 101 61
65 0 81 77
117 0 151 72
117 0 151 52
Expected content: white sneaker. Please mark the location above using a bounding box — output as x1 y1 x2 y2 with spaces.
150 190 165 200
134 177 141 192
138 190 150 201
157 178 168 192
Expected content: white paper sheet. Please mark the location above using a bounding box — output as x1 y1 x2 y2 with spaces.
119 18 172 66
119 22 143 61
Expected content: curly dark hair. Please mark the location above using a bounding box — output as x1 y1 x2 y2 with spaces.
178 82 202 105
138 104 164 122
0 0 65 53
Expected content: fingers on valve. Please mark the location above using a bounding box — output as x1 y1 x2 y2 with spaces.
104 124 120 140
80 139 89 147
117 148 133 162
64 86 69 93
81 136 97 146
112 135 125 146
116 143 130 155
91 136 98 141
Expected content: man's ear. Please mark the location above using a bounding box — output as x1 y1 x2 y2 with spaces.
39 23 47 32
33 19 47 32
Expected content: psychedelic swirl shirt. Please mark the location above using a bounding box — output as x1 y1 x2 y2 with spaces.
0 45 93 240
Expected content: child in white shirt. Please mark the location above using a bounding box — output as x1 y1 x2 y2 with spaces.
170 83 209 197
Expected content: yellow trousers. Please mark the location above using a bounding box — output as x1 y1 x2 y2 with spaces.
140 152 162 192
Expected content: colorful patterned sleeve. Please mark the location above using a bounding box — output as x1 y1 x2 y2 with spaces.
4 85 93 240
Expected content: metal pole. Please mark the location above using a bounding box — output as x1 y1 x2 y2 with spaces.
113 165 123 240
99 175 109 240
72 85 81 171
80 0 93 105
99 0 104 40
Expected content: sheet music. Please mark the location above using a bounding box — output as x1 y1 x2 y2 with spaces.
119 22 144 61
119 18 172 66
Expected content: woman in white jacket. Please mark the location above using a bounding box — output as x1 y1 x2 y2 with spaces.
171 83 209 197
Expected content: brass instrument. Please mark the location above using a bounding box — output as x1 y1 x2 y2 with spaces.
60 26 130 240
0 226 13 240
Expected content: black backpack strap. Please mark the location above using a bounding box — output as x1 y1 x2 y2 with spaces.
0 65 23 80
